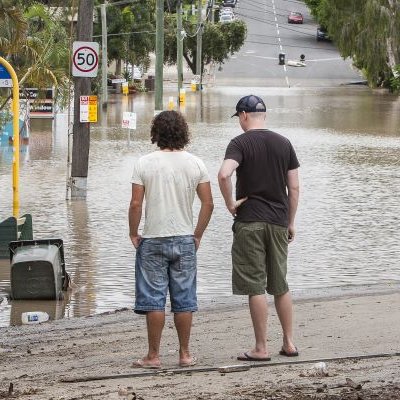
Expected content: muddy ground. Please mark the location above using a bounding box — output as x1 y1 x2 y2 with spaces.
0 292 399 399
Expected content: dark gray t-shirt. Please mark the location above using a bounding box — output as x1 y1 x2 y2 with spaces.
224 129 300 227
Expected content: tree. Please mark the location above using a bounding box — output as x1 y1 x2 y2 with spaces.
93 0 156 76
0 1 70 101
304 0 400 90
164 18 247 74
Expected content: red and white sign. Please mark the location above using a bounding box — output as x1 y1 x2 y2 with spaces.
72 41 99 77
122 112 137 130
80 95 97 123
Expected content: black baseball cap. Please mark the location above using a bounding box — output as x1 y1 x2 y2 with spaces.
231 95 266 117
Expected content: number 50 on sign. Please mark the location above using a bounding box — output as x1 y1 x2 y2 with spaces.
72 41 99 78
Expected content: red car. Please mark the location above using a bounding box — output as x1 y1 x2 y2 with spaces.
288 12 303 24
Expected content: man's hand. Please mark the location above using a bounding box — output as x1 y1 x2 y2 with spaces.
226 197 248 216
194 236 201 251
130 234 142 249
288 225 295 243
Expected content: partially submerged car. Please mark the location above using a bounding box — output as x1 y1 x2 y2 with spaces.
288 11 303 24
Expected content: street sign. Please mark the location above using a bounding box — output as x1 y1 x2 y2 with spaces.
80 96 97 123
72 41 99 77
111 78 126 84
122 112 136 130
20 88 54 119
0 64 12 87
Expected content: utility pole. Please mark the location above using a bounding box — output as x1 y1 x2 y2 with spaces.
155 0 164 111
208 0 214 22
196 0 203 86
177 0 183 102
101 2 108 108
71 0 94 199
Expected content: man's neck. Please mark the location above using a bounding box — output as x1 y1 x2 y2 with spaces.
159 148 183 152
245 124 266 132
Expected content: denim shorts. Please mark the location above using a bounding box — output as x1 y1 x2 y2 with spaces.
134 235 197 314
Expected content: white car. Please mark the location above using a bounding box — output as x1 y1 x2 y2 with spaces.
219 13 235 23
220 7 234 15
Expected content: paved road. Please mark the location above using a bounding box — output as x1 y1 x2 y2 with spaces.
214 0 362 87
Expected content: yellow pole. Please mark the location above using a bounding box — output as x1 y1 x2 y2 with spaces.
0 57 20 217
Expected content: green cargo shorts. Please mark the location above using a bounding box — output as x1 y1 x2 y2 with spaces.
232 221 289 296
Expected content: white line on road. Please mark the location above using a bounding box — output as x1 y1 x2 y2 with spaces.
243 54 279 60
286 76 290 87
305 58 344 62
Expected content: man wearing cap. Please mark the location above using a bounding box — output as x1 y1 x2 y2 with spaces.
218 95 300 361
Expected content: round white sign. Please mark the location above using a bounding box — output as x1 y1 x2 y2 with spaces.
72 41 99 78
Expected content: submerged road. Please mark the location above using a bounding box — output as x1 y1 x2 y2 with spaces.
214 0 362 87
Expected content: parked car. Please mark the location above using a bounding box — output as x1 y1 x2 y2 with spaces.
288 11 303 24
219 13 235 23
316 26 331 41
220 7 234 15
223 0 236 8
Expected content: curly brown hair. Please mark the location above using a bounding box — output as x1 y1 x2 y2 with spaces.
150 110 190 150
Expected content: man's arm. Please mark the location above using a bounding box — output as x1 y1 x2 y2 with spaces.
287 168 300 243
218 159 246 216
194 182 214 250
128 183 145 248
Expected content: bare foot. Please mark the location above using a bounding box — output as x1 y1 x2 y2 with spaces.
179 355 197 367
132 356 161 369
279 344 299 357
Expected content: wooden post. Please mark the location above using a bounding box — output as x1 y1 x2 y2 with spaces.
71 0 94 199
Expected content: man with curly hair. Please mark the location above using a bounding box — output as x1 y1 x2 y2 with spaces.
129 110 214 369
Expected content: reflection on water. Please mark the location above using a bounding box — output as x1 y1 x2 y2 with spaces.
0 87 399 327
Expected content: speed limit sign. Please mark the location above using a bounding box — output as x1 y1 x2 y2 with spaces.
72 41 99 77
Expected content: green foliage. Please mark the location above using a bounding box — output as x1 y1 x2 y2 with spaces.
304 0 400 90
164 18 247 74
94 0 156 72
389 65 400 92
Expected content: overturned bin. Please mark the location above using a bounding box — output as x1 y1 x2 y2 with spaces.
9 239 68 300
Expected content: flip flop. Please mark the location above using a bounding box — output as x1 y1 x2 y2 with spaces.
237 352 271 362
279 347 299 357
179 356 197 367
132 358 161 369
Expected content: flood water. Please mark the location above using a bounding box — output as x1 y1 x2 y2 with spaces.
1 86 399 327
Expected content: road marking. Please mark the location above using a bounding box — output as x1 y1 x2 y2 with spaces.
306 58 344 62
243 54 279 60
284 65 287 72
286 76 290 87
280 45 283 51
278 37 281 42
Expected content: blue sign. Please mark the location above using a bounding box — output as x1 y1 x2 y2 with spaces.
0 64 12 87
0 64 12 79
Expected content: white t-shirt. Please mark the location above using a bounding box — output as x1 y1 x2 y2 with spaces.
131 150 210 238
